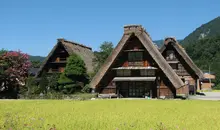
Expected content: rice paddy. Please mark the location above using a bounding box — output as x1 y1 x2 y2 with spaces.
0 100 220 130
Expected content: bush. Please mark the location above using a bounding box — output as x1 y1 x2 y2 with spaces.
39 72 48 94
214 84 220 90
81 84 91 93
64 53 88 82
20 92 97 100
47 73 60 91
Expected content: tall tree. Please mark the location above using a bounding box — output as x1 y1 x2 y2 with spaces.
93 41 114 74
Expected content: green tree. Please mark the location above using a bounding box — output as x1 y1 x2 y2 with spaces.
58 54 88 94
39 72 48 94
0 49 7 55
31 60 41 68
64 53 88 81
47 73 60 92
93 41 114 74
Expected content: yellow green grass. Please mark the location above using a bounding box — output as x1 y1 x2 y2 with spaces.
212 89 220 92
0 100 220 130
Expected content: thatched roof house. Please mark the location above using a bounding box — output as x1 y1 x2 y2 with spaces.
35 38 94 77
90 25 187 98
160 37 204 79
160 37 204 94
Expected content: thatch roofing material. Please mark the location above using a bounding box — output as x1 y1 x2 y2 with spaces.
160 37 204 79
35 39 94 77
61 40 94 73
90 25 185 89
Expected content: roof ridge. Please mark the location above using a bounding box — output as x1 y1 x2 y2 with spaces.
57 38 92 50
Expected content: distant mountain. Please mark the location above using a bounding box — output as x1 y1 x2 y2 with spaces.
29 55 45 62
182 16 220 45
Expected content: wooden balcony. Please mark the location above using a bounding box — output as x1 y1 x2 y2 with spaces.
128 61 144 67
50 61 67 64
51 58 67 64
175 70 190 76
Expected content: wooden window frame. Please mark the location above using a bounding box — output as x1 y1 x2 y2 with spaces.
128 52 143 62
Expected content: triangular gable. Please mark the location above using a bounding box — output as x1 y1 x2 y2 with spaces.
35 41 67 77
160 37 204 79
35 39 94 77
90 25 185 89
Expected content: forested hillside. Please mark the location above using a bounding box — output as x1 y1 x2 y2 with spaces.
29 55 45 62
182 16 220 45
182 16 220 89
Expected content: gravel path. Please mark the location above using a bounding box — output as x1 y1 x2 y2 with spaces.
189 92 220 100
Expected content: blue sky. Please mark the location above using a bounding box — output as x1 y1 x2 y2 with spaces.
1 0 219 56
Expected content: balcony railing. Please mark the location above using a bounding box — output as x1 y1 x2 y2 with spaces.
175 70 190 76
128 61 144 67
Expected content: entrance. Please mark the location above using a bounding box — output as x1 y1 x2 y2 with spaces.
118 81 155 98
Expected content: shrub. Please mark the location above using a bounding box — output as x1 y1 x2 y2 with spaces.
38 72 48 94
47 73 60 92
81 84 91 93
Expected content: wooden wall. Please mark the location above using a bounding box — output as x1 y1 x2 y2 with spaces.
157 79 174 98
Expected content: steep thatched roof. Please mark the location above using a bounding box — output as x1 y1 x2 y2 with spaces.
90 25 185 89
35 39 94 77
160 37 204 79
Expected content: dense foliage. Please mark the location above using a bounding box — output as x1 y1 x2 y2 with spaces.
93 41 114 74
0 51 31 98
58 54 89 94
181 17 220 89
29 55 45 62
183 36 220 89
64 53 87 79
30 60 41 68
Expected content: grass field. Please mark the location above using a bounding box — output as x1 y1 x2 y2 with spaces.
0 100 220 130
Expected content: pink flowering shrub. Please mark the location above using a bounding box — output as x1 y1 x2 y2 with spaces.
0 50 31 86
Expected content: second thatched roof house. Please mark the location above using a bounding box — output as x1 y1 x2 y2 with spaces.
35 38 94 77
160 37 204 94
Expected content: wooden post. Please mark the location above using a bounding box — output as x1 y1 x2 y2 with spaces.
117 86 120 98
197 79 200 92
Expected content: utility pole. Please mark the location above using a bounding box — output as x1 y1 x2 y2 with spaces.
209 64 212 88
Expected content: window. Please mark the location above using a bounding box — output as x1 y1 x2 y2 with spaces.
128 52 143 62
178 64 184 70
148 70 155 76
140 70 155 76
116 70 131 76
170 63 177 70
124 70 131 76
166 50 176 60
140 70 147 76
117 70 123 76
